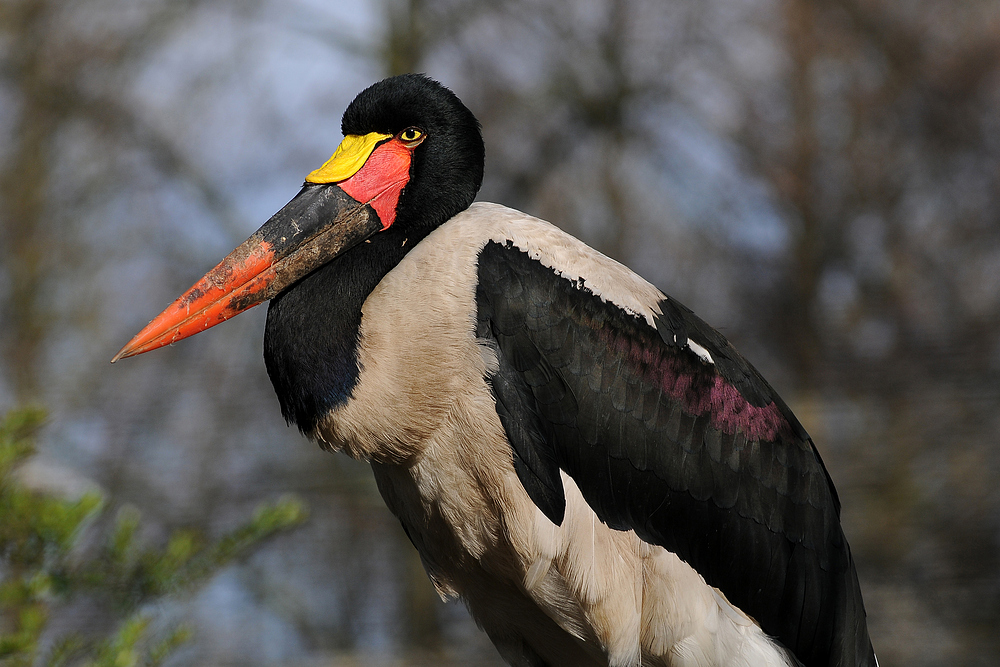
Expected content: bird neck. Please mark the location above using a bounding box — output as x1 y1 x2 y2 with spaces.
263 224 428 433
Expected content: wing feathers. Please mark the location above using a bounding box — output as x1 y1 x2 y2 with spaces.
475 239 875 667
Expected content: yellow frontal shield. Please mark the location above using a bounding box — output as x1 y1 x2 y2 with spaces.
306 132 393 184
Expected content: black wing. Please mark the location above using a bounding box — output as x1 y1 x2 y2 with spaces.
476 240 875 667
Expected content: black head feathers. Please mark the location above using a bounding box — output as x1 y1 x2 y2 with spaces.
342 74 485 232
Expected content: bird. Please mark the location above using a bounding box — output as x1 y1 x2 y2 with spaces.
113 74 877 667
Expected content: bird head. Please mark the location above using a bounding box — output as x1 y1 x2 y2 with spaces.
331 73 484 233
112 74 484 362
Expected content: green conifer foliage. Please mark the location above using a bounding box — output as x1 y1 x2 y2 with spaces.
0 408 307 666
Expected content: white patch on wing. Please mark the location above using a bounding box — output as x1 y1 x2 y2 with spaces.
686 339 715 365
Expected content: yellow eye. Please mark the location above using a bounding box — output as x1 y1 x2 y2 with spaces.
399 127 424 144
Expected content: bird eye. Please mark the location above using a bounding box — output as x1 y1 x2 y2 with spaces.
399 127 424 145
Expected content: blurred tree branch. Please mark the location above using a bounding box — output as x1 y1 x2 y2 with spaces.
0 407 307 666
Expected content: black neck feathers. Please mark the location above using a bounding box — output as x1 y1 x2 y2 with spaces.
263 225 426 433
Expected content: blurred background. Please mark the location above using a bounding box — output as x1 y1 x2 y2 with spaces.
1 0 999 664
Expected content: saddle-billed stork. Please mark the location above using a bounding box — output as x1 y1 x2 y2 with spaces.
114 74 876 667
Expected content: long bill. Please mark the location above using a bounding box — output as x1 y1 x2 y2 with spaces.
112 184 382 362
